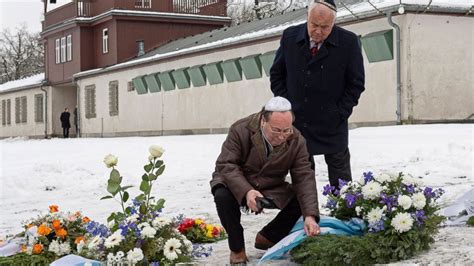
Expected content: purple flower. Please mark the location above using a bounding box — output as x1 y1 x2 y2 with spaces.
151 262 160 266
363 171 374 184
85 221 110 237
424 187 435 199
119 224 129 236
338 179 348 189
368 219 385 233
323 184 335 196
405 184 415 194
345 194 357 208
379 193 397 212
414 210 427 225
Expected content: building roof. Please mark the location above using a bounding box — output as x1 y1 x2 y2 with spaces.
0 73 45 94
74 0 471 79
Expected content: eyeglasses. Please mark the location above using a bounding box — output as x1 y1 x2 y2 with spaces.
263 122 293 136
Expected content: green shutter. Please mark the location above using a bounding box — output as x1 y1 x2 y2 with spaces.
132 76 148 94
188 65 207 87
157 71 176 91
222 58 242 82
361 30 393 63
203 62 224 85
259 51 276 77
171 68 191 90
143 73 161 93
240 54 262 80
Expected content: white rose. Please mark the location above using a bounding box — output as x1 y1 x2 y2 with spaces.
103 154 118 168
398 195 412 210
149 145 165 158
412 192 426 209
127 248 144 263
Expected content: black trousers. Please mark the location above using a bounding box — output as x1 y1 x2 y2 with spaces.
213 186 302 252
63 127 69 138
309 147 352 188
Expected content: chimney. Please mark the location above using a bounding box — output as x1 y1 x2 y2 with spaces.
137 40 145 56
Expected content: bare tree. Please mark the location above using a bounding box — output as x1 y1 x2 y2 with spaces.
0 25 44 84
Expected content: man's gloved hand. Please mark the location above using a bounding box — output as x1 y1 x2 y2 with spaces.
246 189 264 213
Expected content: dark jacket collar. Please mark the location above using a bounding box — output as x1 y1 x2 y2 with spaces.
296 23 339 47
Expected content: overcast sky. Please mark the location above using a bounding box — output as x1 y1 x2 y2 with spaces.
0 0 70 33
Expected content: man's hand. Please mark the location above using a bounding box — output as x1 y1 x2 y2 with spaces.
246 189 264 213
303 216 320 236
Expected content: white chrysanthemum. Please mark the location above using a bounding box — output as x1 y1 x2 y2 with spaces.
107 253 116 263
104 231 124 248
88 236 102 250
141 226 157 238
398 195 412 210
152 217 172 228
137 222 151 229
355 206 363 216
412 192 426 209
361 181 383 200
401 174 415 186
374 173 391 183
391 212 414 233
164 238 182 261
127 248 144 263
126 214 139 223
365 207 384 223
48 239 61 255
59 242 71 255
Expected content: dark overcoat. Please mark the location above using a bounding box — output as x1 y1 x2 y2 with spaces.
210 112 319 218
270 23 365 155
60 111 71 128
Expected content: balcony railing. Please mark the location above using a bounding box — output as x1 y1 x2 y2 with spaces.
43 0 227 29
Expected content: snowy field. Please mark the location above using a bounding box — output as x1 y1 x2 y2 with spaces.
1 123 473 264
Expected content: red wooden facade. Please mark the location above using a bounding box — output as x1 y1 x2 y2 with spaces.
42 0 229 85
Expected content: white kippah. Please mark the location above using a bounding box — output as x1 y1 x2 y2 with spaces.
264 96 292 112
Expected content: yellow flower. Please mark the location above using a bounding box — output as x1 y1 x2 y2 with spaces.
37 224 52 236
205 224 213 231
206 230 213 238
195 219 203 225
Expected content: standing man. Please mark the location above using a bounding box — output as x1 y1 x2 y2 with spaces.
270 0 365 189
211 97 320 264
60 107 71 138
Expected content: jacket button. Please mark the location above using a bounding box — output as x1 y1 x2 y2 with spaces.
307 70 311 75
303 123 307 127
256 184 260 188
304 97 308 102
321 65 324 69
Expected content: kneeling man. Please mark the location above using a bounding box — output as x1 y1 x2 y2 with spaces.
210 96 320 264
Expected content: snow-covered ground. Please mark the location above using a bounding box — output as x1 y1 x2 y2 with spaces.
1 123 473 264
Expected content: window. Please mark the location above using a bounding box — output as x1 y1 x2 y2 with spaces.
55 39 60 64
60 37 66 63
135 0 151 8
6 99 11 125
66 34 72 61
15 96 27 124
1 99 6 126
85 85 96 119
109 81 119 116
35 94 44 123
361 30 394 63
102 28 109 54
127 81 135 92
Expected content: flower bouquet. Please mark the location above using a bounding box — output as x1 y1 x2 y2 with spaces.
0 206 90 265
291 171 446 264
177 218 226 243
79 145 194 265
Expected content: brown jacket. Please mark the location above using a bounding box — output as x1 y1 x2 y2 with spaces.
210 111 319 218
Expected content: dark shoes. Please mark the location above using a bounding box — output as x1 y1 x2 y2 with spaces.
230 249 248 265
254 232 275 250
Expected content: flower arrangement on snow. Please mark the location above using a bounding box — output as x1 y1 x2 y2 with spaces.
177 218 226 243
292 171 446 264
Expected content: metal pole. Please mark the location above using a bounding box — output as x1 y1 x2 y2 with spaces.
387 12 402 124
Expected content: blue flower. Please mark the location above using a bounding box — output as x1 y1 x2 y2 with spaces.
192 244 213 258
85 221 110 237
363 171 374 184
379 193 397 212
338 179 348 189
323 184 335 196
368 219 385 233
325 199 337 209
423 187 435 198
414 210 427 225
405 184 415 194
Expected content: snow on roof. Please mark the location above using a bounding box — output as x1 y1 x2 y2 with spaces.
0 73 45 93
74 0 471 79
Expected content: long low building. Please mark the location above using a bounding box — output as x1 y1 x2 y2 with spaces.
0 0 472 138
